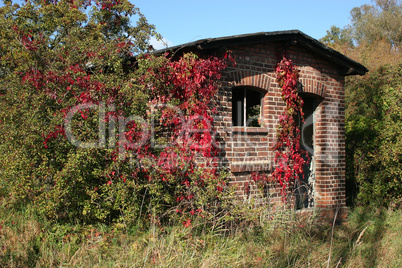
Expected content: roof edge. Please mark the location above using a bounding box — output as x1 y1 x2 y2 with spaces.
156 30 368 76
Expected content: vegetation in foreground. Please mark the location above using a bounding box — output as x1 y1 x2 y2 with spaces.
1 199 401 267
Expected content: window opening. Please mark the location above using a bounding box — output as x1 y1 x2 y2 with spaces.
232 87 263 127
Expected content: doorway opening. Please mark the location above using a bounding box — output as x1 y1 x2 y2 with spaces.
294 94 318 209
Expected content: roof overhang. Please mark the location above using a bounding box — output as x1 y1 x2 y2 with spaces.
157 30 368 76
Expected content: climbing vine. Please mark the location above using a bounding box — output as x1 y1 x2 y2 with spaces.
0 0 233 227
272 56 309 199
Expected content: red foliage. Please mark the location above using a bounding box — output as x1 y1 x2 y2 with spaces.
43 125 65 148
272 56 309 199
21 48 233 219
182 218 191 228
12 25 44 51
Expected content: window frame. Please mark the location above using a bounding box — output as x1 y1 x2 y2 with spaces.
232 86 264 127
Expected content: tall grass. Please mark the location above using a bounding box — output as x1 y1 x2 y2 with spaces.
0 197 401 267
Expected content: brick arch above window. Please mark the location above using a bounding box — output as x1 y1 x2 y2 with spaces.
228 70 273 91
298 78 327 98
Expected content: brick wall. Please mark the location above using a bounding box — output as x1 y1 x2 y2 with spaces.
213 42 347 214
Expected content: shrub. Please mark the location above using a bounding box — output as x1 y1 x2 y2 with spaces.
346 64 402 206
0 1 232 226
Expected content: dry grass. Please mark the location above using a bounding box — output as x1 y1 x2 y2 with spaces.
0 197 401 267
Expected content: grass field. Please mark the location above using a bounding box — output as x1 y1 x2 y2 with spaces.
0 197 401 267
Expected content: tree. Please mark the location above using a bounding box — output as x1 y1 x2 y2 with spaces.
350 0 402 48
320 25 353 47
321 0 402 206
346 65 402 206
321 0 402 70
0 0 230 226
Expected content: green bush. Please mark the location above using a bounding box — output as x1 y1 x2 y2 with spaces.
346 64 402 206
0 1 231 227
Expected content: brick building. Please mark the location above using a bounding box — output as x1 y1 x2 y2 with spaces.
163 30 367 213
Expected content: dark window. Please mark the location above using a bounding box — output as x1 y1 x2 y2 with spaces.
232 87 263 127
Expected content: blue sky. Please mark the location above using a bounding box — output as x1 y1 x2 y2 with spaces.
135 0 373 48
1 0 373 48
